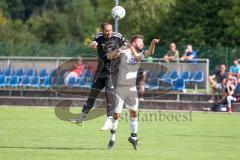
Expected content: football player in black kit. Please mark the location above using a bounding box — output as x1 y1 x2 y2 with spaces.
72 22 125 131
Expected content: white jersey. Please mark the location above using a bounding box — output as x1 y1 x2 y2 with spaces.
117 47 145 86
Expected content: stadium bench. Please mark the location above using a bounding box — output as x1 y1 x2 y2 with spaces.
3 68 13 80
40 76 50 88
30 76 40 88
146 78 159 91
20 76 31 87
7 76 19 87
181 71 191 82
168 70 179 82
67 77 78 87
39 69 48 80
25 68 36 77
0 75 6 87
190 70 204 91
173 78 185 91
158 78 173 90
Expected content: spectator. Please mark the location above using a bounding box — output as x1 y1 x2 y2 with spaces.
233 74 240 94
136 68 147 100
163 42 179 62
181 44 197 61
229 58 240 77
64 56 85 84
208 64 227 102
219 72 237 112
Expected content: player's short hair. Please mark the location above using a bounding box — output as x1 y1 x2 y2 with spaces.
101 22 112 30
130 35 144 43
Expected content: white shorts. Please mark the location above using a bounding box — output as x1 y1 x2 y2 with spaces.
115 85 139 113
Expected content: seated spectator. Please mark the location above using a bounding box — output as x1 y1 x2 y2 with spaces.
229 58 240 77
219 72 237 112
163 42 179 62
233 75 240 94
208 64 227 102
64 56 84 85
181 44 197 61
136 68 147 100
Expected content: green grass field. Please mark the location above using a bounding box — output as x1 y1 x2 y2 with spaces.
0 106 239 160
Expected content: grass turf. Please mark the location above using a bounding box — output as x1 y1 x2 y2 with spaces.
0 106 239 160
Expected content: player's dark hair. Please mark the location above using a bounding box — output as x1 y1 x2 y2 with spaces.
130 35 144 43
101 22 112 30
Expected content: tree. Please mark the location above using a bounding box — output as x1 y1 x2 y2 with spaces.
27 10 69 44
157 0 233 47
219 0 240 46
64 0 97 42
121 0 173 42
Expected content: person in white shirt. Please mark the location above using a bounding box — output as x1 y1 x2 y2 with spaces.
106 35 160 150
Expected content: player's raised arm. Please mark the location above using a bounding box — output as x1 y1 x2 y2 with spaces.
89 32 103 48
129 43 141 61
144 39 160 57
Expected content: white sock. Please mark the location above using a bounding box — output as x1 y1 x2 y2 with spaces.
130 117 138 140
110 131 116 141
112 118 119 130
227 96 233 108
105 116 113 125
110 118 119 141
107 116 113 120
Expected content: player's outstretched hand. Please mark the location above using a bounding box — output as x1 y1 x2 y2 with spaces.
151 39 160 45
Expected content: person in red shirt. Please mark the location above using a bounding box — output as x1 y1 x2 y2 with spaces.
64 56 84 84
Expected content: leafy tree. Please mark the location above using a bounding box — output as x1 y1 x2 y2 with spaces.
157 0 232 47
0 19 38 44
119 0 173 43
64 0 97 42
219 0 240 46
27 10 69 44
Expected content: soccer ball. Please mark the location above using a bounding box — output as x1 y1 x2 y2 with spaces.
111 6 126 20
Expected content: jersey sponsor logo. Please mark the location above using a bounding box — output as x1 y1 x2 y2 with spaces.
128 57 137 65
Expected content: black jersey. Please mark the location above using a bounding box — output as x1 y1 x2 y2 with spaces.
213 70 227 83
93 32 125 78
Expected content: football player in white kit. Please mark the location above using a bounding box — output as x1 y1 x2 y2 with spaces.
106 35 160 150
